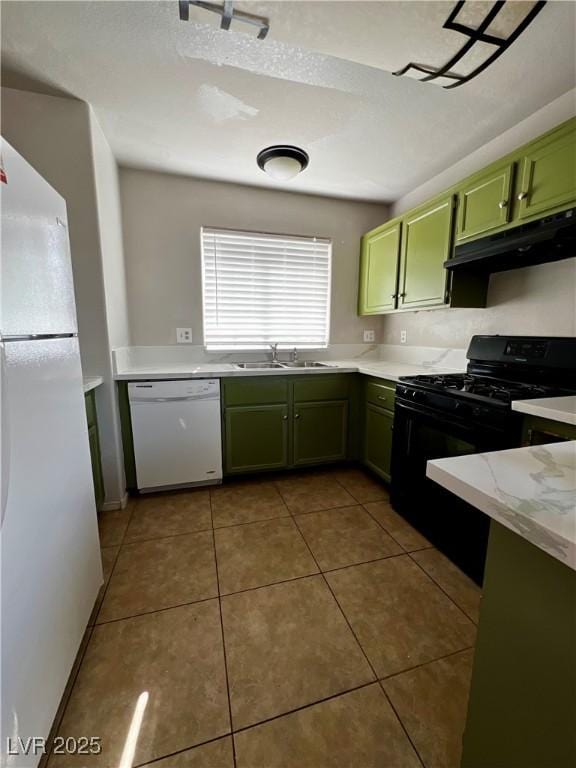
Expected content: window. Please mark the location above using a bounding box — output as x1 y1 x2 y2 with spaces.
201 227 332 350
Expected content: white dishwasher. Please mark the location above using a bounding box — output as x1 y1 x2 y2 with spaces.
129 379 223 491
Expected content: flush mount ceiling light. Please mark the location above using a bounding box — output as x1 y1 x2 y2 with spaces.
257 145 309 181
179 0 269 39
394 0 546 88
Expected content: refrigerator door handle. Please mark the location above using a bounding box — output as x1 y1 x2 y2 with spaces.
0 339 10 527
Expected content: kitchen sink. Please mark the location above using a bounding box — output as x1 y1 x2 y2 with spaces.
233 361 335 370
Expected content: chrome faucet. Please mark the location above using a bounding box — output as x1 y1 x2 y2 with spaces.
269 343 279 362
291 347 298 363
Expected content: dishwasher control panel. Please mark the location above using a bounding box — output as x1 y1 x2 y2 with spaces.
128 379 220 401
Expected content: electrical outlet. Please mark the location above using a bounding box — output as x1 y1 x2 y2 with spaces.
176 327 193 344
400 330 407 344
363 329 375 343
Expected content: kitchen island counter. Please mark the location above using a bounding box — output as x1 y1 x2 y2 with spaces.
427 440 576 570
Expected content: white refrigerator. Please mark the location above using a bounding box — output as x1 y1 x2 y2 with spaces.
0 139 102 767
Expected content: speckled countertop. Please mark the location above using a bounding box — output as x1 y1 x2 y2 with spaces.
113 360 464 383
511 395 576 427
83 376 103 393
427 441 576 570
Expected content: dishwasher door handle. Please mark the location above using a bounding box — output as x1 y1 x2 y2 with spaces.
130 396 218 404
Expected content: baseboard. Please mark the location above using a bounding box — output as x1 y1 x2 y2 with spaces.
100 492 129 512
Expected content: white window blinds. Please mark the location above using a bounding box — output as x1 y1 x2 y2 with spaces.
201 227 332 350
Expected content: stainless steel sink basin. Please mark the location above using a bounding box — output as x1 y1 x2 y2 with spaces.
233 361 335 370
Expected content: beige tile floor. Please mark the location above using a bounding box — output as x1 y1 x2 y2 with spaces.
49 467 480 768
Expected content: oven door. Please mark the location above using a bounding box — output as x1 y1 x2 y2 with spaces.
391 399 516 584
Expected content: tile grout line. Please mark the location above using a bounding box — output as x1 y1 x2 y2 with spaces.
231 680 377 737
290 514 427 768
361 502 435 555
209 493 238 768
132 732 231 768
406 552 480 626
379 645 477 684
42 502 137 766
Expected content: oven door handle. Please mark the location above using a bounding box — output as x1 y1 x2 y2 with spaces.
394 399 504 438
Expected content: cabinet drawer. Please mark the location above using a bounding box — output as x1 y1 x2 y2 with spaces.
85 390 96 428
223 376 288 406
293 375 350 403
365 380 395 411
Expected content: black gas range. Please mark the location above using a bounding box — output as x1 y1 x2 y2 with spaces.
390 336 576 584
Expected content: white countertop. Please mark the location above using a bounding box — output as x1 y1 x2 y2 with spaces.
427 441 576 570
512 395 576 427
83 376 103 393
113 360 463 383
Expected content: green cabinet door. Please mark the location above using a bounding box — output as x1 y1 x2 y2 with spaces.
456 163 514 240
225 404 289 473
398 195 454 309
88 423 105 510
517 121 576 219
293 400 348 466
364 403 394 482
358 221 401 314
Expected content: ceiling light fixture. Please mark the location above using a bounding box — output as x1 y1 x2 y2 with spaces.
257 145 309 181
178 0 269 40
394 0 546 88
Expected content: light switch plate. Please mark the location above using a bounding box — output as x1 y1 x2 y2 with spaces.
400 330 407 344
176 327 193 343
363 329 375 343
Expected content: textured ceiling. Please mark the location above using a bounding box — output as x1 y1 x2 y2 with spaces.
2 1 575 201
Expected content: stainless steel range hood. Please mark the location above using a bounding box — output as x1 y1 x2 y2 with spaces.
445 208 576 274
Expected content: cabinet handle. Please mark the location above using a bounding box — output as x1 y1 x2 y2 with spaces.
399 292 406 298
498 200 507 209
391 294 398 299
517 191 528 201
294 413 300 419
377 395 387 402
282 415 288 420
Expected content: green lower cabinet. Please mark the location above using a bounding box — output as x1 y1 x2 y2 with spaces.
364 403 394 482
293 400 348 466
521 414 576 445
85 389 105 510
224 404 289 473
222 375 351 475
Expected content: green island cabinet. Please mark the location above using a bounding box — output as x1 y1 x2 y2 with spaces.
461 522 576 768
85 389 105 510
359 117 576 315
362 377 396 482
222 374 351 474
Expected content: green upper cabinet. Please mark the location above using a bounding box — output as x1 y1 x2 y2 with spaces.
456 162 514 241
398 195 454 310
358 221 401 315
516 121 576 220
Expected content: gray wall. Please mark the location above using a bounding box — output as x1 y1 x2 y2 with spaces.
119 168 389 347
1 87 126 506
381 260 576 347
